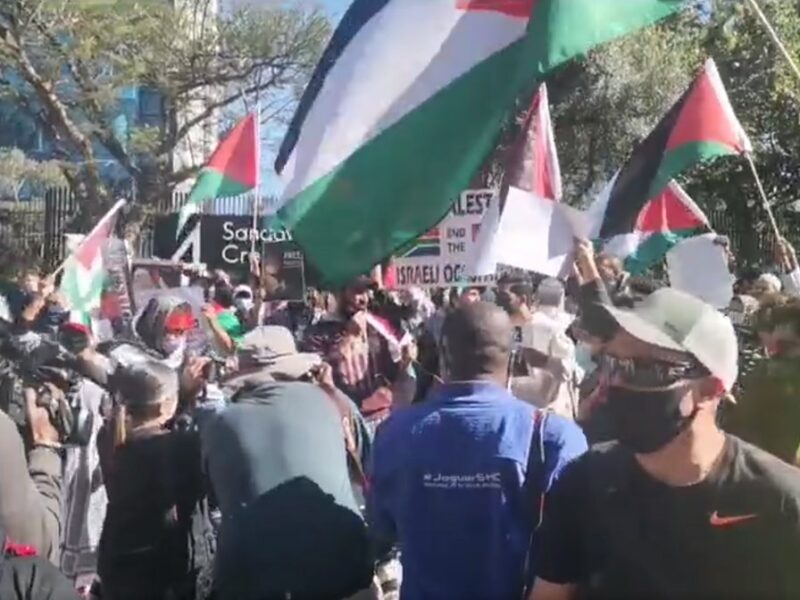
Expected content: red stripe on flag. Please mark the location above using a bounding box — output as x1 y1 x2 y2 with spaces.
205 113 258 188
665 61 747 154
636 184 706 233
456 0 535 19
75 217 115 270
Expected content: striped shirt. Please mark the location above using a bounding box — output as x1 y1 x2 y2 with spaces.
304 315 399 407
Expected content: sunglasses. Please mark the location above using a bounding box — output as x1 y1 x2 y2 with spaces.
600 355 709 389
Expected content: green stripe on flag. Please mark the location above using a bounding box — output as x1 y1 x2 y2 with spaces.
525 0 685 75
178 169 253 232
649 141 738 199
188 169 253 204
623 227 707 275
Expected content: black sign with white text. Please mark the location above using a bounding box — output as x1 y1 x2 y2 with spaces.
200 216 306 301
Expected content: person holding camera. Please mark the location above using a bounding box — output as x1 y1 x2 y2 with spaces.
200 326 374 600
96 362 213 600
0 383 65 565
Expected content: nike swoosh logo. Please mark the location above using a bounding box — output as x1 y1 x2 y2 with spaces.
709 511 758 527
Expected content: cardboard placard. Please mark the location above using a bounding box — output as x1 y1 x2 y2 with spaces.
393 189 497 289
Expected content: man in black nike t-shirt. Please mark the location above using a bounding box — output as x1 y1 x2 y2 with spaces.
529 241 800 600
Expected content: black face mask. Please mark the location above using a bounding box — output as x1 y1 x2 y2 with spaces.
606 385 696 454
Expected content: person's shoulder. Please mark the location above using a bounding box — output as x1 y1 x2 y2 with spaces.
378 402 438 439
728 435 800 496
556 441 630 479
540 412 588 450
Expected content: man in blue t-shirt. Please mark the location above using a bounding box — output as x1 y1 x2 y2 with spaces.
368 302 587 600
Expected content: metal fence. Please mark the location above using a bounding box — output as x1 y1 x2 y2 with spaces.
0 187 282 273
0 186 798 277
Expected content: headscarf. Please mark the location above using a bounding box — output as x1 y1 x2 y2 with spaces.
133 295 194 363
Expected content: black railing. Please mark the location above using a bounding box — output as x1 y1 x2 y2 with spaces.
0 186 797 278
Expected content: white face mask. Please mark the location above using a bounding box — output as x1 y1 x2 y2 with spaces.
161 334 186 357
574 342 597 375
235 297 254 313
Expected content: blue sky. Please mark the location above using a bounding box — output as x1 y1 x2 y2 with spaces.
260 0 345 195
321 0 346 21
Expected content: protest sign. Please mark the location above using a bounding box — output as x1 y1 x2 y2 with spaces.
667 234 734 309
130 259 184 298
394 189 498 289
100 238 135 335
199 216 306 301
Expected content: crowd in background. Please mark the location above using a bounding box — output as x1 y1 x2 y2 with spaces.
3 235 800 599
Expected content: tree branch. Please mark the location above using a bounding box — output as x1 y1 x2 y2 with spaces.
160 69 286 158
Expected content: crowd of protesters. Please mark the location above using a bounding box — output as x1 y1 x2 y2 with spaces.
3 235 800 599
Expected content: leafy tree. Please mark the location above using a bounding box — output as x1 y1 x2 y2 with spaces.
482 1 800 265
0 0 329 224
0 146 66 202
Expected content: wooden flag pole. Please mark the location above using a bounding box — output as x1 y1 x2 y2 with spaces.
746 0 800 84
745 152 782 240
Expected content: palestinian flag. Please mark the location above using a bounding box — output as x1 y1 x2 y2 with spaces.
275 0 687 284
602 182 711 274
60 200 126 321
588 58 751 244
177 113 258 237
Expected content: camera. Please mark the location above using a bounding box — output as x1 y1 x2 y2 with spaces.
0 330 92 447
201 353 227 384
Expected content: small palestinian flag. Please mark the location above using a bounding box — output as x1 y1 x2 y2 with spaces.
588 58 750 246
176 113 258 238
60 199 126 323
602 182 711 274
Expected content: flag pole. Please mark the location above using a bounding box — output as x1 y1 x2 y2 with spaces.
251 102 262 256
50 198 127 279
745 152 782 240
746 0 800 84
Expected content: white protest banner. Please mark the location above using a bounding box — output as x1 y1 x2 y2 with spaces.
667 234 734 309
469 187 588 279
394 189 498 289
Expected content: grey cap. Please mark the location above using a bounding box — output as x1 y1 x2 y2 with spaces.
236 326 321 380
604 288 738 391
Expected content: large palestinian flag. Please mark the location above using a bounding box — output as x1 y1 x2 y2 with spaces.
603 182 711 274
588 58 751 250
176 113 258 237
275 0 687 284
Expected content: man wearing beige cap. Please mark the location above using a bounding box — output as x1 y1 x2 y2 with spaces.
529 241 800 600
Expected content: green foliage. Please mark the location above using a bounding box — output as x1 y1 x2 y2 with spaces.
0 0 330 221
498 1 800 265
0 146 66 201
